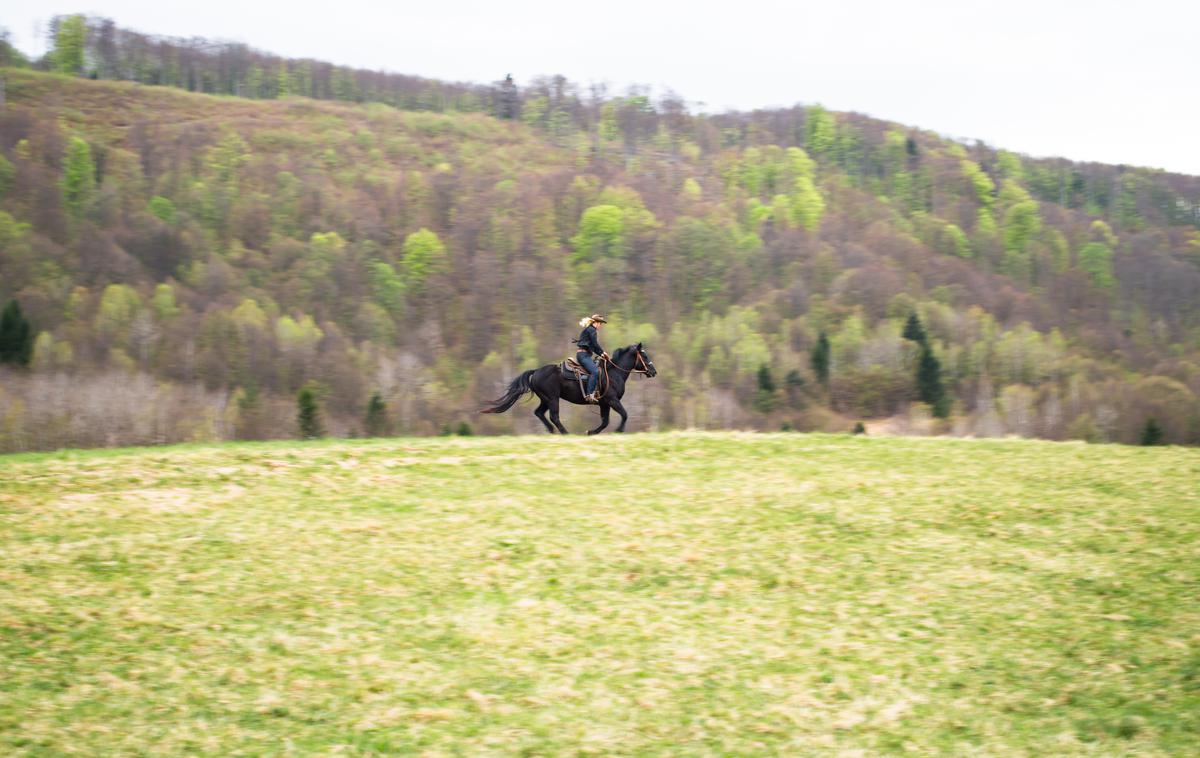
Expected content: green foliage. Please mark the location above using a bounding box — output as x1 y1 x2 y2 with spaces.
401 228 447 291
961 160 995 209
0 154 14 198
52 15 87 75
996 150 1024 181
297 386 323 439
805 105 836 156
0 300 34 366
369 261 406 316
811 332 830 386
151 284 181 321
902 313 927 345
917 343 948 417
571 204 625 264
1077 242 1116 291
96 284 141 338
61 137 95 217
753 364 778 413
1 66 1198 447
147 196 176 223
790 175 825 231
945 223 972 258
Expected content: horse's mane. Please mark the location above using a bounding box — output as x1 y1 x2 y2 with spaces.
613 345 634 361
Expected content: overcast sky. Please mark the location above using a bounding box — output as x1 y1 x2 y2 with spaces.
5 1 1199 175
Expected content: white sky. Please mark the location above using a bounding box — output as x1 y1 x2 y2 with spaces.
5 1 1199 175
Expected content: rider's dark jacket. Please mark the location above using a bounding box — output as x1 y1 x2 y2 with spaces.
576 324 605 357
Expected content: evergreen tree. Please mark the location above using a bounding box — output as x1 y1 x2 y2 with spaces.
0 299 33 366
1140 418 1164 446
784 369 807 409
364 391 389 437
810 332 830 386
902 313 927 345
917 344 948 418
297 387 323 439
456 421 473 436
754 364 777 413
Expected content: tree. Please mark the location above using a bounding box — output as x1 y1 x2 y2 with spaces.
62 137 95 217
52 15 87 75
401 228 447 291
364 392 389 437
754 364 777 413
0 300 33 366
571 205 625 265
805 105 836 156
1140 418 1164 446
917 343 948 418
297 387 323 439
811 332 830 386
1077 242 1115 291
902 313 927 345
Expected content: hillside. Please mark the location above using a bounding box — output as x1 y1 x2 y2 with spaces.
2 432 1198 754
1 27 1200 450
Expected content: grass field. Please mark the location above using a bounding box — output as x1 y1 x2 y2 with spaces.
1 432 1198 756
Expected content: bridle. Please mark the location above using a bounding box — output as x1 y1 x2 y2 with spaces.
603 347 655 376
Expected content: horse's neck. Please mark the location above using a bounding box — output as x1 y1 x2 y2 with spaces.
613 349 637 371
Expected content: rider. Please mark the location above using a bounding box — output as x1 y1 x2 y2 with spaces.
575 314 609 402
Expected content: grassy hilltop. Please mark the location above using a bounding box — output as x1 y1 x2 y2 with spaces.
2 432 1198 755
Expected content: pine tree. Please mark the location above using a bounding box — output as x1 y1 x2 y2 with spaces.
902 313 927 345
1140 418 1164 446
917 343 948 418
810 332 830 386
0 299 33 366
754 364 777 413
297 387 323 439
364 392 389 437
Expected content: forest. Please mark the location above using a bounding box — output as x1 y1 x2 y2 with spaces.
1 15 1199 451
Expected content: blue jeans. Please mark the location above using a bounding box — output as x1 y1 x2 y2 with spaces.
577 352 600 395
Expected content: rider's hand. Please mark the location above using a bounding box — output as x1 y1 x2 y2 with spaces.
602 352 610 360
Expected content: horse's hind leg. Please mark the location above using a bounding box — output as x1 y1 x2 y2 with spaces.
548 397 569 434
587 403 611 436
533 399 555 433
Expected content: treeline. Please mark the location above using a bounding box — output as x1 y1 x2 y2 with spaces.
0 19 1198 451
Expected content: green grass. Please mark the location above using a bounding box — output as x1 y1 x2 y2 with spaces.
1 432 1198 755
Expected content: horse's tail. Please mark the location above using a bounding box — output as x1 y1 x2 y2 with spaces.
479 369 536 414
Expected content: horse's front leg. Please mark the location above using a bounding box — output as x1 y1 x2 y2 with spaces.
609 398 629 432
587 403 611 436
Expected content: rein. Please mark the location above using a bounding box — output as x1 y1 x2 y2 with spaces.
602 349 653 376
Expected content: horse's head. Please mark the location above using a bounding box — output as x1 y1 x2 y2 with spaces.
634 342 657 378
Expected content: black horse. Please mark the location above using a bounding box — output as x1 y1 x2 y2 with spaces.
481 343 657 434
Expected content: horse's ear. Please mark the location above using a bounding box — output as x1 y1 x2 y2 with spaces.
636 341 643 349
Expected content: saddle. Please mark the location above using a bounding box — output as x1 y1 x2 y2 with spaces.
561 357 589 379
561 357 604 401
